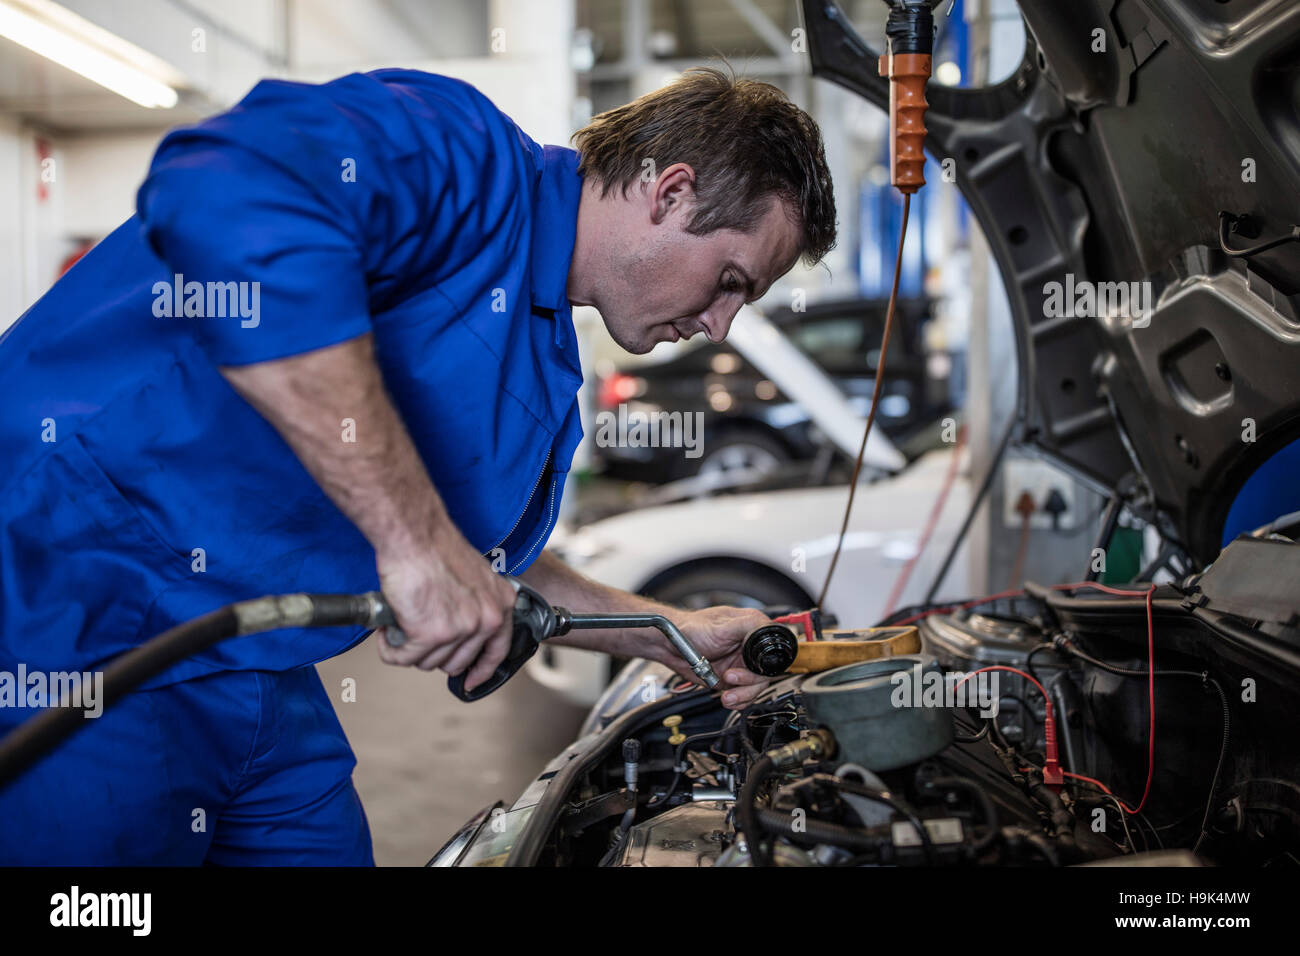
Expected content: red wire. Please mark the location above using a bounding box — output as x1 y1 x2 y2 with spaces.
1049 581 1157 815
891 588 1027 627
880 424 967 619
952 665 1052 719
896 578 1158 813
953 664 1061 785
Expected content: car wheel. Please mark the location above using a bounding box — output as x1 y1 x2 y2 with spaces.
695 430 787 481
643 563 812 611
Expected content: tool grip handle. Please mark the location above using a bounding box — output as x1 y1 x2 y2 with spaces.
367 579 556 702
447 578 555 701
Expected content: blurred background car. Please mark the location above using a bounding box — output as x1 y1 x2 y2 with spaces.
594 295 951 484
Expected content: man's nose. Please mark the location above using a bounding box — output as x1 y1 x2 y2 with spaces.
699 301 742 343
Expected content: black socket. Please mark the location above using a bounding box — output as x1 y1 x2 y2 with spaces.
742 624 800 677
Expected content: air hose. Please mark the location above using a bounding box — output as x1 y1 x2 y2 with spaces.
0 591 394 788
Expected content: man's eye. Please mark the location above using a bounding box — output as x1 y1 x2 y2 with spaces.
721 275 741 294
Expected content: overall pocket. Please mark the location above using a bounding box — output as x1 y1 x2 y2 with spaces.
0 435 190 671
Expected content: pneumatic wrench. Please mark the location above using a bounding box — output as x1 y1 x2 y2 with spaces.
0 581 718 786
376 577 721 701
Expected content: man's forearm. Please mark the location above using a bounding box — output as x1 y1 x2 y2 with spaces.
218 333 450 561
519 551 685 665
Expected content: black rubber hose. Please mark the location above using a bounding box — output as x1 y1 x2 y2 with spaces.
0 592 384 789
925 775 999 853
821 775 936 863
0 605 239 787
738 755 777 866
1027 775 1076 847
755 808 880 854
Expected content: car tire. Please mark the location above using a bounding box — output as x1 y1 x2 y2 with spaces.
694 429 788 481
642 562 812 611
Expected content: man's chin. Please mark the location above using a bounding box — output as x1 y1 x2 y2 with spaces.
604 320 657 355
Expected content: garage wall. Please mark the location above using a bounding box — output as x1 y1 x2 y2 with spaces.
0 117 70 333
60 131 160 239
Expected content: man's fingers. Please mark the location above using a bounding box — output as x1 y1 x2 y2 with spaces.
375 628 401 663
415 641 458 672
718 668 770 710
720 681 768 709
436 631 487 676
461 620 514 692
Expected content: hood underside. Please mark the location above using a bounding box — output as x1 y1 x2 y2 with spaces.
801 0 1300 564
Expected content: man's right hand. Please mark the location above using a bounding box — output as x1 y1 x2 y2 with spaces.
218 335 518 692
373 518 517 688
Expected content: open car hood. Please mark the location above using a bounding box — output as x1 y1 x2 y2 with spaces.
801 0 1300 564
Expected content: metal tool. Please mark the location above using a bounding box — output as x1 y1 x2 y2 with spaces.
376 577 720 701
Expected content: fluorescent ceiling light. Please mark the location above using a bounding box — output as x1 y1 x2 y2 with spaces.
0 0 185 108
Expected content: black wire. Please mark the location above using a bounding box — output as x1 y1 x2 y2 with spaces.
923 409 1019 604
954 708 990 743
1025 642 1054 684
648 727 737 808
1218 211 1300 258
1192 678 1231 855
1059 640 1229 855
822 776 936 864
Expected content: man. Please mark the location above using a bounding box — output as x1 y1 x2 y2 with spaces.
0 67 836 864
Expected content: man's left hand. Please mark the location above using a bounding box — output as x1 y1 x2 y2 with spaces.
670 606 775 711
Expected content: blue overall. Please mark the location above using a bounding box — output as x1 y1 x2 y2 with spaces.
0 70 585 863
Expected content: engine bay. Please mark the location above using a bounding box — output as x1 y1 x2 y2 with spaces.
441 535 1300 867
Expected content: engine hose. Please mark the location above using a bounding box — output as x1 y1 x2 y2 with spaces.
755 809 880 855
1027 775 1077 848
0 591 389 788
597 807 638 868
924 775 999 854
738 754 778 867
818 775 936 863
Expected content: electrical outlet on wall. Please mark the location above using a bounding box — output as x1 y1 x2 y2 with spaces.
1002 459 1077 531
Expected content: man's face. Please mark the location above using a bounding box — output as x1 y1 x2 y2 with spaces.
596 167 805 354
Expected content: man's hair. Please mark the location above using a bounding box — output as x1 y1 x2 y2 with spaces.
572 66 836 265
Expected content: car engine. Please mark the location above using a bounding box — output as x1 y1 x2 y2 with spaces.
450 535 1300 867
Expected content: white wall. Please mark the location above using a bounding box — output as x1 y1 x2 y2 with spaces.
0 117 73 331
60 132 162 238
0 118 28 330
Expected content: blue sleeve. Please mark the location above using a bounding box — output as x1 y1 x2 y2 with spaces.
136 70 525 366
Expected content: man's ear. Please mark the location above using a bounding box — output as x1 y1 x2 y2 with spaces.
648 163 696 226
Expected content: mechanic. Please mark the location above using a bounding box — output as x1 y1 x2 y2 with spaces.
0 67 836 865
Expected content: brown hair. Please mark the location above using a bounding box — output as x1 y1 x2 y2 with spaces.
572 66 837 265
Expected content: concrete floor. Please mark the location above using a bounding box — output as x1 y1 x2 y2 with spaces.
316 636 589 866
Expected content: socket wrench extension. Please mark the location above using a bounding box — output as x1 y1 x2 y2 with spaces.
374 577 720 701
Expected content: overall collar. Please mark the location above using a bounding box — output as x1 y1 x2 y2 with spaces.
529 145 583 315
